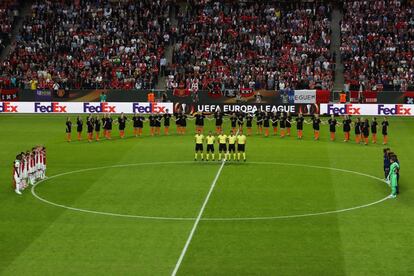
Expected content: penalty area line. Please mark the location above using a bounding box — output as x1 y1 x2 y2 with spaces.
171 160 226 276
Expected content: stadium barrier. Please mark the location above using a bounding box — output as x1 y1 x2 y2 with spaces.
174 103 320 115
320 104 414 116
0 102 174 114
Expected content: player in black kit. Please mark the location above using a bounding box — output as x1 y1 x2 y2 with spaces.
256 112 263 134
179 112 187 135
132 113 144 137
271 112 279 135
286 112 292 136
163 111 171 135
382 117 389 145
263 112 270 137
371 117 378 143
76 116 83 141
65 117 72 142
246 113 253 136
155 114 162 135
118 113 127 138
94 115 101 141
86 115 94 142
362 118 370 145
342 115 351 142
230 113 237 133
279 112 286 138
237 113 244 131
195 112 205 133
214 111 223 134
328 115 338 141
149 114 155 136
106 114 113 139
295 113 304 139
354 117 362 144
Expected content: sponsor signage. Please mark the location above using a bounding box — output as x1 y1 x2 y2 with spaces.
35 89 52 101
0 102 173 114
0 101 19 112
192 104 296 114
320 104 414 116
294 90 316 104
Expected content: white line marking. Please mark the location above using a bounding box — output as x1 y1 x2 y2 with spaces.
31 161 390 221
171 160 226 276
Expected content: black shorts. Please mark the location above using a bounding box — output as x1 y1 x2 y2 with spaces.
195 143 203 151
228 144 236 152
237 144 245 152
207 144 214 152
219 143 227 152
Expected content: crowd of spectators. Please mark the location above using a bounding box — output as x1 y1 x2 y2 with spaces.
0 1 19 56
341 0 414 91
167 0 333 92
0 0 173 90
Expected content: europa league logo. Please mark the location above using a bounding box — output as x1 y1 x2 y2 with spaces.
299 104 319 115
173 102 194 114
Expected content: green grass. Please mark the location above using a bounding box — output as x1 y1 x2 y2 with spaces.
0 114 413 275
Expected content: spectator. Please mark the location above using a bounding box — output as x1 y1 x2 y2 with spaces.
1 1 173 90
100 92 107 103
341 0 414 91
170 1 333 92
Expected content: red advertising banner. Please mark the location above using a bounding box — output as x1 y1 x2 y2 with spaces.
240 88 254 98
0 88 19 101
173 88 190 97
350 91 378 103
315 90 330 104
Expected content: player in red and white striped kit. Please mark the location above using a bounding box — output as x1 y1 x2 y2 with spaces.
21 152 28 189
40 147 47 179
35 147 42 180
13 155 22 195
28 150 36 185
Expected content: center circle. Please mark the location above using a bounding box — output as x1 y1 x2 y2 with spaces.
31 161 389 221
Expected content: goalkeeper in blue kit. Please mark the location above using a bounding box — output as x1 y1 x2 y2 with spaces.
387 156 399 198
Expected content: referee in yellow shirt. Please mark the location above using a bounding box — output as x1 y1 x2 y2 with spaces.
228 130 237 161
194 130 204 161
206 131 215 161
217 130 227 161
237 130 247 161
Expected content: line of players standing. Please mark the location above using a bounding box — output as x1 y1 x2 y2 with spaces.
64 111 389 145
13 146 47 195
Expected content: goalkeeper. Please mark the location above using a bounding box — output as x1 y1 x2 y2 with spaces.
387 156 399 198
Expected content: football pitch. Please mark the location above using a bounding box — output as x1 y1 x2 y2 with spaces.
0 115 413 275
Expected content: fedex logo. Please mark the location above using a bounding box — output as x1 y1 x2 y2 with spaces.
0 102 18 112
132 103 166 114
83 103 116 113
34 102 67 113
326 104 360 115
378 105 411 115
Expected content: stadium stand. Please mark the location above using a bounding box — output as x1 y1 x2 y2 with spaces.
341 0 414 91
0 1 19 56
1 0 173 90
167 1 333 92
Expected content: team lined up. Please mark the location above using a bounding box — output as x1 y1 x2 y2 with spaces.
65 112 389 145
13 146 47 195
